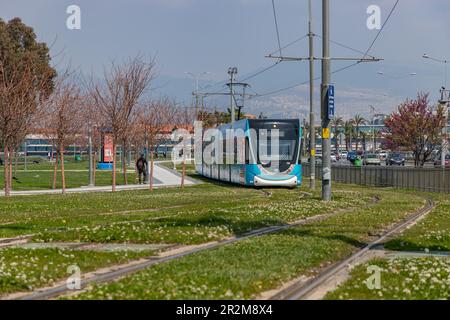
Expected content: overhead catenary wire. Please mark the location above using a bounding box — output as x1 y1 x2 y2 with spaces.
362 0 400 59
314 35 376 59
252 0 401 98
267 34 308 57
271 0 283 58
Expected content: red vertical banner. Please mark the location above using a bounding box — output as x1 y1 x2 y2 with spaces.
103 134 113 163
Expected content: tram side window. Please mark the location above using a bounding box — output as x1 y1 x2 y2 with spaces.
222 136 226 164
245 138 250 164
298 137 303 164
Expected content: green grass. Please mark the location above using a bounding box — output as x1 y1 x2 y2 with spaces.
0 247 153 296
32 190 366 244
70 187 426 299
0 159 141 190
386 194 450 251
326 258 450 300
0 184 262 238
0 170 136 191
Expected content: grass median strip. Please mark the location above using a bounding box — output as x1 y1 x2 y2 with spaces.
68 189 425 300
385 194 450 252
0 247 153 296
325 193 450 300
31 191 368 245
325 258 450 300
0 185 264 238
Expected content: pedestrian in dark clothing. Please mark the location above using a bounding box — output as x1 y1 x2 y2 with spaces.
136 154 148 184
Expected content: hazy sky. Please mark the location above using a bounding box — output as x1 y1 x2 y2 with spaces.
1 0 449 119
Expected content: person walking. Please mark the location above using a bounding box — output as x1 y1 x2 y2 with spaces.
136 154 148 184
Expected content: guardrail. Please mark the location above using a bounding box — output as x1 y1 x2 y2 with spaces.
302 164 450 194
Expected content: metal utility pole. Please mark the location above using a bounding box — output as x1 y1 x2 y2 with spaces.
88 125 94 186
308 0 316 190
439 87 449 168
321 0 331 201
264 0 382 200
227 82 250 121
227 67 238 123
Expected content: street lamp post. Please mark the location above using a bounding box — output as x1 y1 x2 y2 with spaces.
369 105 376 152
88 125 94 186
24 140 28 171
377 71 417 79
423 54 449 167
186 72 210 120
439 88 449 168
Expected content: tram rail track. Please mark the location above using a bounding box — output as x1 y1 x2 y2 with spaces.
14 196 379 300
269 196 435 300
0 192 271 248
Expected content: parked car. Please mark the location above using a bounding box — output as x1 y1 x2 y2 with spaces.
386 153 406 166
434 154 450 167
363 153 381 166
331 154 337 162
378 150 388 160
340 151 348 159
347 151 358 164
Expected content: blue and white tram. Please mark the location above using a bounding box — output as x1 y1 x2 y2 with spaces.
196 119 302 187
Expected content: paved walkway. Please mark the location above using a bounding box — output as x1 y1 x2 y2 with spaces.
2 164 200 196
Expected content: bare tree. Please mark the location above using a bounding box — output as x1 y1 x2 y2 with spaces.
0 62 53 196
137 97 177 190
82 93 107 186
90 55 156 191
174 105 195 188
43 78 84 194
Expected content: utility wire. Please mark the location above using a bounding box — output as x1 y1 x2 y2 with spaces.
239 61 282 82
252 0 401 99
254 62 360 97
363 0 400 58
267 34 308 57
271 0 283 57
200 35 309 92
314 35 376 59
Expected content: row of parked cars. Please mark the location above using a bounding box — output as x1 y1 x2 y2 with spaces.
312 151 449 167
341 150 406 166
342 151 450 167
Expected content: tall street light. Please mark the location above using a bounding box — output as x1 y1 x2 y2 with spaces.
439 87 449 168
423 54 449 167
369 105 376 152
377 71 417 79
423 53 448 85
186 71 210 119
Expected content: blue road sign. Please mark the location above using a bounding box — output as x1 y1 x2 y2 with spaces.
327 84 335 120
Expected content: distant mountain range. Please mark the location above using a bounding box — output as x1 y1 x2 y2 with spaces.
153 75 406 122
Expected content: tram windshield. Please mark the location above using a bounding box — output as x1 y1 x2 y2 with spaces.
249 120 300 173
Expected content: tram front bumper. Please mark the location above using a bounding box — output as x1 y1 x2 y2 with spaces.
253 175 298 187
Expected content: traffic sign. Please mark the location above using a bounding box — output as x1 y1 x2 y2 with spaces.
327 85 335 120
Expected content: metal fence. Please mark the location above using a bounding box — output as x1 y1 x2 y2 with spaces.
302 165 450 194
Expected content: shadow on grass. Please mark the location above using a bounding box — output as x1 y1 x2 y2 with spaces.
278 227 367 249
384 238 450 252
150 214 284 236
